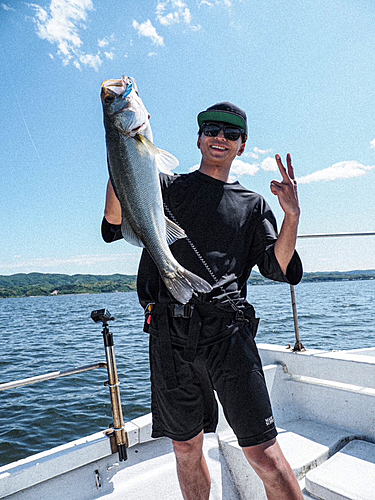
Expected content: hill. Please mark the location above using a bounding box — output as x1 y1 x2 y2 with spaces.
248 269 375 285
0 273 137 298
0 270 374 299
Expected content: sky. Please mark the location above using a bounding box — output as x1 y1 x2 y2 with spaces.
1 0 374 276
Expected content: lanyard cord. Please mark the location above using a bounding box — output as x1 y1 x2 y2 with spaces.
163 202 244 315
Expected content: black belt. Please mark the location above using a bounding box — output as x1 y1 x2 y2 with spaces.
145 302 256 390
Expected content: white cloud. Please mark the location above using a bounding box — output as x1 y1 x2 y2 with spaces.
157 10 179 26
243 151 259 159
261 157 278 172
229 159 259 180
182 7 192 23
148 52 157 57
2 3 15 10
189 159 259 181
244 147 272 160
29 0 105 70
254 147 272 155
98 37 109 48
98 34 115 48
156 0 198 29
79 53 102 71
297 161 375 185
104 51 114 60
133 19 164 45
0 253 141 274
370 138 375 149
198 0 231 7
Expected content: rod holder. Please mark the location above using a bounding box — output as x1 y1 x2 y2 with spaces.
91 309 128 461
289 285 305 352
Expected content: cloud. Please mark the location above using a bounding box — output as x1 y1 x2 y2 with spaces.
297 161 375 184
189 156 374 185
156 0 192 26
198 0 231 7
229 159 259 180
98 37 109 48
133 19 164 45
2 3 15 10
244 146 272 160
254 147 272 155
370 138 375 149
77 53 102 71
29 0 104 70
0 253 141 273
189 160 259 180
261 157 278 172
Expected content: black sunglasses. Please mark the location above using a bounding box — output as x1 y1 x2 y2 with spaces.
201 122 244 141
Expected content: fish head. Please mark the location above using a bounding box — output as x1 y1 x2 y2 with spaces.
101 76 151 138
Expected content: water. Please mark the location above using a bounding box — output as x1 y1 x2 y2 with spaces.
0 280 374 467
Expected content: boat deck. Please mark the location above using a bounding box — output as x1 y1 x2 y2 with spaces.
1 344 375 499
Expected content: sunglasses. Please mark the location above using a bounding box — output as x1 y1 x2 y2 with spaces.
201 122 244 141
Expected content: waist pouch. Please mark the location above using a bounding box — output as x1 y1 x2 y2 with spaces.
144 301 260 390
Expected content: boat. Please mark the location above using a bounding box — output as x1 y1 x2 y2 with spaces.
1 233 375 500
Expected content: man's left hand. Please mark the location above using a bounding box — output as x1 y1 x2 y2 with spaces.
270 154 300 218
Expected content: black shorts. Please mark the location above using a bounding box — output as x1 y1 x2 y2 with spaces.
149 323 277 448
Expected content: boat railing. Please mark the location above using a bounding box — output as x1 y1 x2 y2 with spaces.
290 230 375 351
0 362 107 392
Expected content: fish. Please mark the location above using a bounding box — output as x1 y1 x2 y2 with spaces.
101 75 212 304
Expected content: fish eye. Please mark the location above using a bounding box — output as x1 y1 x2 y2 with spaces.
104 95 115 104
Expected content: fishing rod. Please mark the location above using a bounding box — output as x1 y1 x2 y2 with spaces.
91 309 128 461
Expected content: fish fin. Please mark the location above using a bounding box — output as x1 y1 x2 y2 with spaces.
162 268 212 304
137 134 159 154
121 219 145 247
155 148 179 174
166 217 186 245
137 134 179 173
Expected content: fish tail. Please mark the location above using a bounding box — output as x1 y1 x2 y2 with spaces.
163 268 212 304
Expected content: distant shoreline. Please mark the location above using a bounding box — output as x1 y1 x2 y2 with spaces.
1 270 374 299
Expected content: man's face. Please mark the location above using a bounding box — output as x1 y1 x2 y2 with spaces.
197 122 246 167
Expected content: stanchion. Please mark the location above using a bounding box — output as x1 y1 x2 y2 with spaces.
290 285 305 352
91 309 128 461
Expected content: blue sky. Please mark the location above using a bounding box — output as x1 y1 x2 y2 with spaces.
1 0 374 275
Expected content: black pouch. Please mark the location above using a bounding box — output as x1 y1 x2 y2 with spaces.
248 317 260 338
242 303 260 338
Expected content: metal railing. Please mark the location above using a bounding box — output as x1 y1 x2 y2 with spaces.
0 363 107 392
297 231 375 239
290 231 375 351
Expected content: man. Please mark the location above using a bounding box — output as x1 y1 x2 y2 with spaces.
102 102 303 499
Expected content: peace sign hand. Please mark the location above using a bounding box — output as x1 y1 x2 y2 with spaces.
270 154 300 218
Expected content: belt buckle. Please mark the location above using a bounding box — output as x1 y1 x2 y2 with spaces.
172 304 194 318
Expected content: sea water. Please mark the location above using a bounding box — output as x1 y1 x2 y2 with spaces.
0 280 374 466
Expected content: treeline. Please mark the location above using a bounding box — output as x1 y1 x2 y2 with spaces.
0 273 137 298
249 269 375 286
0 270 374 299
